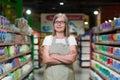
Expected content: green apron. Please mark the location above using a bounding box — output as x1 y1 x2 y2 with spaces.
43 36 75 80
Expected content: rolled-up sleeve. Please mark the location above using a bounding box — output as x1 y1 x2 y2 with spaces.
68 36 77 46
42 36 52 46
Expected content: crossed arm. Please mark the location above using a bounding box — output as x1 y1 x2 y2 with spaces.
42 45 77 64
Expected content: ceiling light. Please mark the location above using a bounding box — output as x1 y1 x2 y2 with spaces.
84 21 88 25
26 9 31 15
60 2 64 5
105 21 108 23
94 10 99 15
108 20 112 22
114 17 117 20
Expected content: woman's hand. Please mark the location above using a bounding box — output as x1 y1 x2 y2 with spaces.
42 45 62 64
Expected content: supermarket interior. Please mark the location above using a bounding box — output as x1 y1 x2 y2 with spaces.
0 0 120 80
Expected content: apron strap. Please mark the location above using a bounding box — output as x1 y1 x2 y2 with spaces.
65 37 69 46
51 36 56 45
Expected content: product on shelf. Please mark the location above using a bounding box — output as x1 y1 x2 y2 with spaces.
0 15 33 80
90 17 120 80
78 31 90 68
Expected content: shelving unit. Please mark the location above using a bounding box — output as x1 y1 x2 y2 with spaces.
78 32 90 68
0 16 34 80
32 32 41 68
90 18 120 80
0 31 33 80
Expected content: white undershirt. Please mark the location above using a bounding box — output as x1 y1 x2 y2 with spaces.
42 35 77 46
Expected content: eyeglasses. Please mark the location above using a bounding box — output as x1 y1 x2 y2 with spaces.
54 21 66 25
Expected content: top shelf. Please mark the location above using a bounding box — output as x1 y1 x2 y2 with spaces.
0 29 31 36
93 26 120 35
0 42 31 46
81 39 90 41
94 41 120 46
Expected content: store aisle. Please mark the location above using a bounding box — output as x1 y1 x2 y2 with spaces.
34 60 90 80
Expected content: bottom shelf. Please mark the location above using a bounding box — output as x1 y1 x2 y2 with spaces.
80 61 90 68
19 68 34 80
33 60 40 68
89 69 103 80
1 61 33 80
81 66 90 68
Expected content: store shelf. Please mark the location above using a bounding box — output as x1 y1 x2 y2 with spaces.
0 42 31 46
0 51 32 63
0 59 32 79
93 51 120 61
81 39 90 41
81 66 90 68
89 69 103 80
90 20 120 80
94 42 120 46
32 33 41 68
6 30 31 36
91 67 108 80
94 28 113 34
81 59 90 61
19 67 34 80
78 33 90 67
93 26 120 35
81 45 90 47
15 42 31 45
80 61 90 68
92 52 120 74
0 16 33 80
94 59 120 74
0 43 15 46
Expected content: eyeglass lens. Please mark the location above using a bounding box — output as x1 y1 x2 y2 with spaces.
55 21 65 24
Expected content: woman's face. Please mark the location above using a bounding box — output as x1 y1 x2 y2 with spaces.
54 16 66 33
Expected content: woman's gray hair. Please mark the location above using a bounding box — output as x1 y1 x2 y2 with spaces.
52 13 70 37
